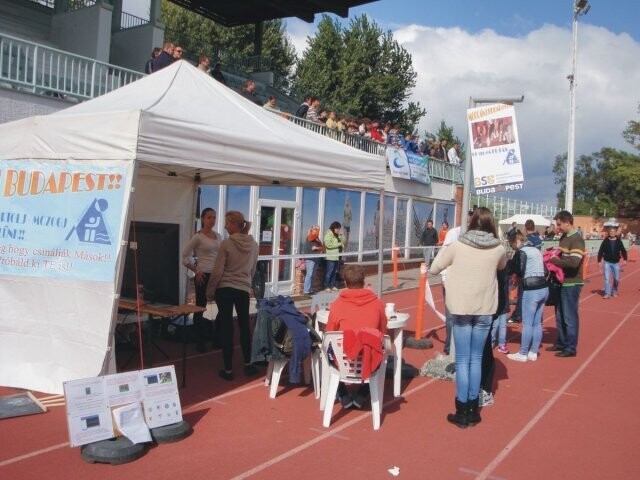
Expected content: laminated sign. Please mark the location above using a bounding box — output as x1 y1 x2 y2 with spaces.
467 103 524 194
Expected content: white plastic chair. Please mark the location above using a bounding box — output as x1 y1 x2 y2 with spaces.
310 291 339 333
320 331 391 430
265 355 319 399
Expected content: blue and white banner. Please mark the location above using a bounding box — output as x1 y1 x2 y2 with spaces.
387 148 431 185
467 103 524 195
0 160 128 281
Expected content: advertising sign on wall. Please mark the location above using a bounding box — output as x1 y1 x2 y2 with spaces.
387 148 431 185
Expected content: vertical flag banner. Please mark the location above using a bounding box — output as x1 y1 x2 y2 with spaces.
0 160 127 281
467 103 524 194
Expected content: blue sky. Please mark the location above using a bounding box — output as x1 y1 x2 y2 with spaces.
287 0 640 206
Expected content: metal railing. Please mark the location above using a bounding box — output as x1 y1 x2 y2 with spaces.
120 11 149 30
0 32 144 101
282 113 463 183
470 193 560 221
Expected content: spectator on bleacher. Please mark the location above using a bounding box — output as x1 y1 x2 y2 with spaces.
370 121 384 143
306 97 321 122
336 115 347 132
447 143 461 165
347 119 359 135
432 140 444 160
197 55 210 72
318 109 328 124
381 123 391 143
295 95 311 118
172 45 184 61
326 111 338 129
152 42 175 72
439 139 448 161
386 124 402 147
240 80 261 105
263 95 280 113
211 63 227 85
401 133 419 153
145 47 161 74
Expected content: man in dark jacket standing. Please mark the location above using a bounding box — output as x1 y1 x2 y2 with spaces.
420 219 439 265
152 42 175 72
597 225 627 299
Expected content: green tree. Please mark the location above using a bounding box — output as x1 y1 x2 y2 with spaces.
293 14 426 132
425 120 466 160
160 0 296 91
622 102 640 150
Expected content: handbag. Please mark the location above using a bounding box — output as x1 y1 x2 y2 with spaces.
545 274 562 307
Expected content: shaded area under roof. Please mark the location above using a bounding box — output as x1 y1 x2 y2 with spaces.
168 0 377 27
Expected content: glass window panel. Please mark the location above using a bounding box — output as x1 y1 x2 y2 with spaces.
259 186 296 201
323 189 361 256
410 200 434 258
225 186 250 238
300 188 319 254
395 199 408 248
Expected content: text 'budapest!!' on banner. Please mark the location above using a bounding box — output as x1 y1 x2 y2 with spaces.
467 103 524 195
386 147 431 185
0 160 128 282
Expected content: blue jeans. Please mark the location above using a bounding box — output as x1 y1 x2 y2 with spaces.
451 314 492 402
491 313 507 347
603 261 620 296
519 287 548 355
303 260 317 294
324 260 340 289
554 285 582 355
442 285 452 354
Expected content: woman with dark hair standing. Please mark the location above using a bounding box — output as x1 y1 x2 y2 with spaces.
430 207 506 428
206 211 259 381
323 221 346 291
182 208 221 352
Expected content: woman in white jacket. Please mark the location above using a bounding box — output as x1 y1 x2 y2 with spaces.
430 207 506 428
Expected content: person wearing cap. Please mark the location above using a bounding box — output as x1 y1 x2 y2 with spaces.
597 224 627 299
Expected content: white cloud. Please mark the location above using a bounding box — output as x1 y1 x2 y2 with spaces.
393 23 640 203
285 19 639 204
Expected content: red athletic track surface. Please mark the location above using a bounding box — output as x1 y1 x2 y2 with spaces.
2 260 640 480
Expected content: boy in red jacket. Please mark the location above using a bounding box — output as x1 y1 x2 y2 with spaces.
326 264 387 408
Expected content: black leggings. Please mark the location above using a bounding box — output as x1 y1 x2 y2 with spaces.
215 287 251 371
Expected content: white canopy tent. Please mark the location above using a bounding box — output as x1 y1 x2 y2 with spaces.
0 61 385 394
499 214 553 233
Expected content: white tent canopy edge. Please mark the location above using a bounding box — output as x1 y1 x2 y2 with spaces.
0 61 386 394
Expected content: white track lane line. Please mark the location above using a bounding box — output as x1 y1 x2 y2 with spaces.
476 298 640 480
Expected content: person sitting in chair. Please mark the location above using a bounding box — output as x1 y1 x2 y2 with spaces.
326 264 387 409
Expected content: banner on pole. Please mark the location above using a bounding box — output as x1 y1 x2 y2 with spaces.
467 103 524 195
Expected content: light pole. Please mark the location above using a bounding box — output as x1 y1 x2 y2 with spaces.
565 0 591 213
462 95 525 233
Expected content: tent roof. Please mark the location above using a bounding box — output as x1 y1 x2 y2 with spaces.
499 214 553 228
0 61 384 190
168 0 376 27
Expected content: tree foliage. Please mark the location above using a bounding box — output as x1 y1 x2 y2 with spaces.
160 0 296 90
424 120 466 160
293 14 426 133
623 103 640 150
553 110 640 216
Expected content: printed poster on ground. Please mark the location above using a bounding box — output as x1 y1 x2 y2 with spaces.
64 365 182 447
467 103 524 195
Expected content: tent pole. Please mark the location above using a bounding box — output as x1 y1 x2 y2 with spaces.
377 189 385 297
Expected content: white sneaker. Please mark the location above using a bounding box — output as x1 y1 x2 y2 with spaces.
479 389 494 407
507 352 528 362
527 352 538 362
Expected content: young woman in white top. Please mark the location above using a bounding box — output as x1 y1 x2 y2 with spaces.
182 207 221 352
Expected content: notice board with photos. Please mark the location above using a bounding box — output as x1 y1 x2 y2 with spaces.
63 365 182 447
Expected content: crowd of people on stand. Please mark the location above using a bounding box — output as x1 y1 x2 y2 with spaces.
294 95 462 164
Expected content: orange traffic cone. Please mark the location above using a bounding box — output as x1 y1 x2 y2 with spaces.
582 251 590 280
629 244 638 262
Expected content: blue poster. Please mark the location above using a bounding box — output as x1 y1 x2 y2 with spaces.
386 148 431 185
0 160 128 281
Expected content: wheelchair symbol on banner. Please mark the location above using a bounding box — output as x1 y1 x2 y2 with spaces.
65 198 112 245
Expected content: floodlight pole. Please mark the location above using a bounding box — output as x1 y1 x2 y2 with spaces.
565 0 590 213
462 95 525 233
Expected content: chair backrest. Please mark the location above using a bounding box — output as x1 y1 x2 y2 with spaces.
322 331 390 384
310 291 340 313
